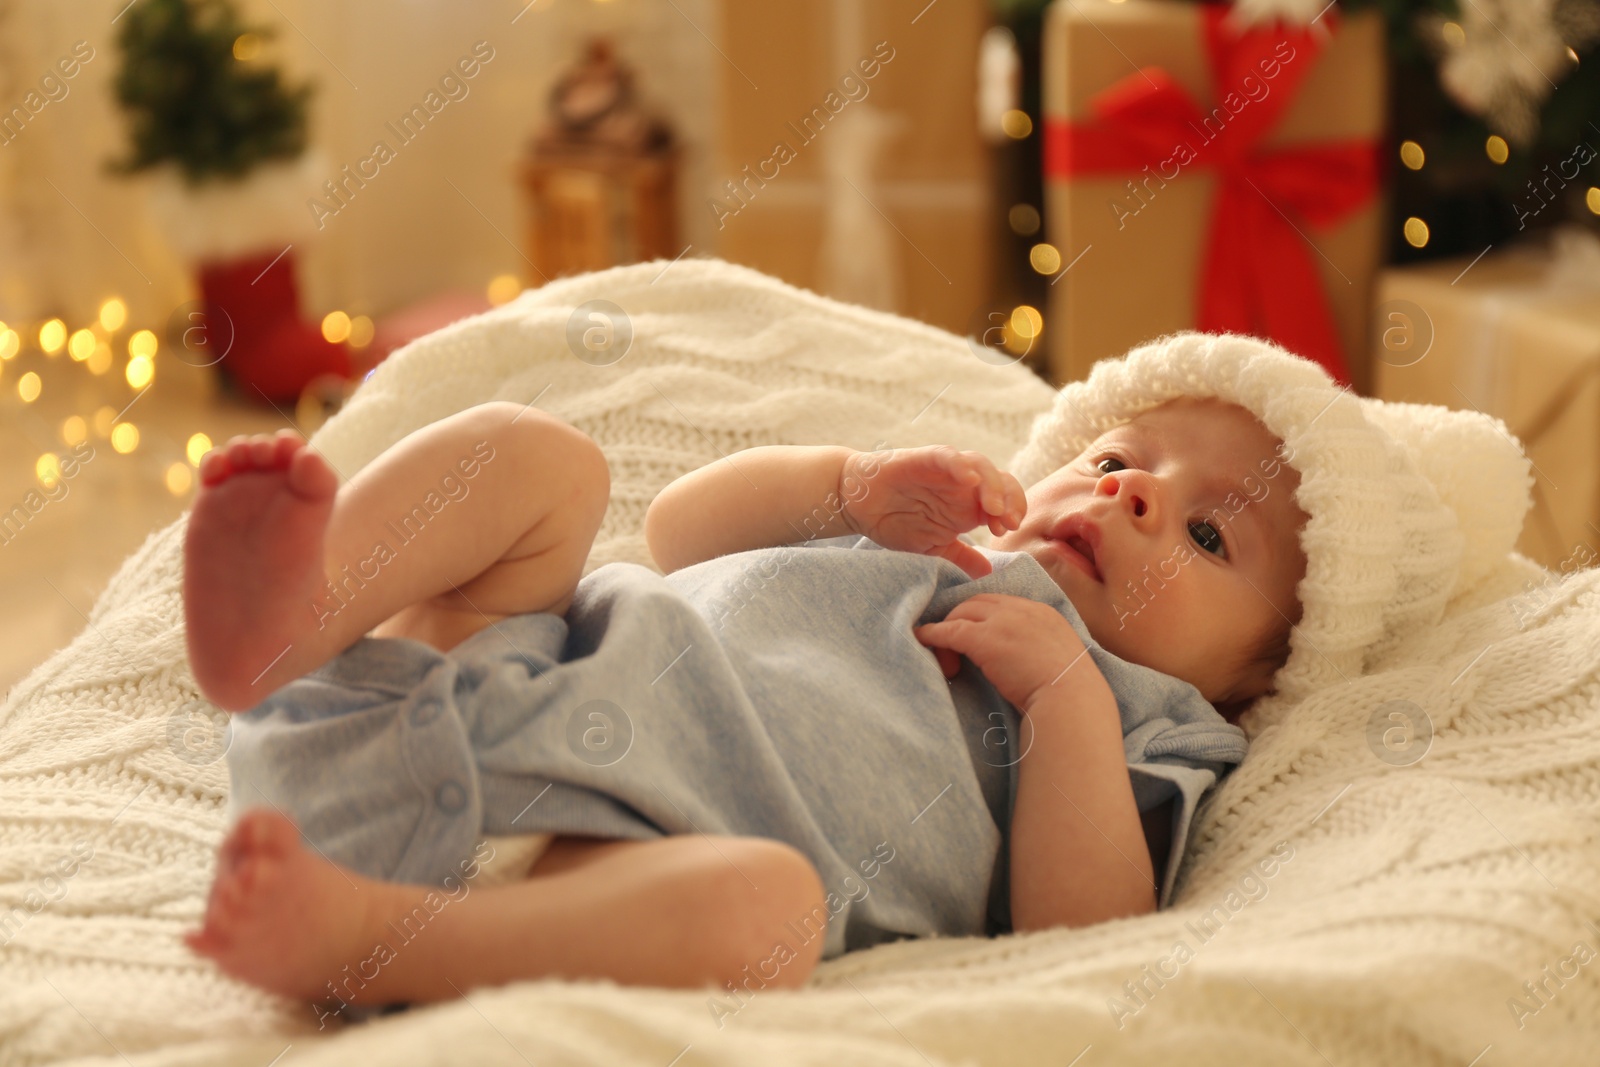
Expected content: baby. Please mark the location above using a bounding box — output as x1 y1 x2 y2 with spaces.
179 391 1307 1019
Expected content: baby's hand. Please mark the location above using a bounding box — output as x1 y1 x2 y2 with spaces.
914 594 1103 714
839 446 1026 579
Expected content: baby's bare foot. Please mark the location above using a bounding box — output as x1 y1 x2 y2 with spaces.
183 429 339 711
184 808 401 1007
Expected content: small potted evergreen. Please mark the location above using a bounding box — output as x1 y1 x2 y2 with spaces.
110 0 348 403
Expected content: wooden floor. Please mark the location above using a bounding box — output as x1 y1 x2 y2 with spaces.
0 349 297 698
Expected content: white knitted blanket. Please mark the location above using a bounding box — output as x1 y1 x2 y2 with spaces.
4 259 1597 1067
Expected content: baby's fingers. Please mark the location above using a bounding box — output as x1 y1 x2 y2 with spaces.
961 452 1022 526
929 645 960 678
915 621 974 679
931 539 993 580
935 448 982 487
1002 472 1026 526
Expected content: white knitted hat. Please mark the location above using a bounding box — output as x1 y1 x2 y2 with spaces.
1002 331 1532 728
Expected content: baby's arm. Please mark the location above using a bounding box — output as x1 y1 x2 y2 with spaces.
1010 672 1158 932
915 595 1158 931
645 446 857 573
646 442 1023 577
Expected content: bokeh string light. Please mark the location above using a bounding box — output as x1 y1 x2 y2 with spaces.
99 298 127 332
1028 242 1061 274
38 319 65 355
321 310 352 344
8 278 494 495
5 299 172 494
487 274 521 305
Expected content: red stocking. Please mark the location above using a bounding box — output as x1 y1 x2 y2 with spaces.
196 247 351 405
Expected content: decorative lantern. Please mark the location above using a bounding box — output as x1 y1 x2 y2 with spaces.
520 39 678 281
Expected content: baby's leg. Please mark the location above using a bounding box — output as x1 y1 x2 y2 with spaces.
184 401 609 711
185 809 830 1006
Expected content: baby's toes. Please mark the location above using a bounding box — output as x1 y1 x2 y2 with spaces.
247 435 280 468
183 921 226 956
286 447 339 501
271 429 304 467
231 855 274 913
242 807 302 857
224 436 259 471
198 449 231 487
217 826 247 875
199 871 246 940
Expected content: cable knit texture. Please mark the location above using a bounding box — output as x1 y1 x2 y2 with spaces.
2 260 1597 1066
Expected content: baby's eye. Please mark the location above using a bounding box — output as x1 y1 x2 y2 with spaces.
1189 520 1226 558
1097 453 1228 560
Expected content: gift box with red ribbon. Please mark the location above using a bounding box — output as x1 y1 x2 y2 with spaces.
1373 230 1600 571
1040 0 1386 391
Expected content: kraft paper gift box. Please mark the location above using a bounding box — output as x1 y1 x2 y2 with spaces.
1373 230 1600 572
1040 0 1386 392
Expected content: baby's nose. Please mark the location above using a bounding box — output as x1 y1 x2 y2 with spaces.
1100 472 1154 522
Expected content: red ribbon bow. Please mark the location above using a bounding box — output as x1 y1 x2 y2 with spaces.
1044 8 1380 386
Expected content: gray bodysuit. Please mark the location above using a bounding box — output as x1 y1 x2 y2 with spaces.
225 533 1248 962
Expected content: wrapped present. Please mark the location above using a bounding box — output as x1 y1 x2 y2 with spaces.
1040 0 1385 390
1372 228 1600 571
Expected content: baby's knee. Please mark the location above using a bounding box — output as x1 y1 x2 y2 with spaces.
701 838 828 990
462 402 610 496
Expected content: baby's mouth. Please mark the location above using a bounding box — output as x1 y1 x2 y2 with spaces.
1048 534 1102 583
1066 536 1100 580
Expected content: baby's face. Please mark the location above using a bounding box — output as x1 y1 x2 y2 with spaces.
990 397 1309 707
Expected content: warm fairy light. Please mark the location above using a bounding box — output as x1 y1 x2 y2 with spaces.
1399 140 1425 170
1029 243 1062 274
111 422 140 454
18 370 41 403
1404 216 1430 248
1008 203 1041 236
87 341 113 375
128 329 158 359
35 453 60 489
233 33 261 61
165 462 193 495
39 318 66 354
186 432 213 466
1441 21 1465 47
1567 46 1579 65
1003 307 1043 355
1485 135 1509 164
126 353 155 389
99 298 127 332
92 406 117 438
348 314 375 348
1001 109 1033 139
487 275 521 306
60 415 87 446
0 328 17 359
68 327 96 361
1010 305 1043 339
321 310 352 344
